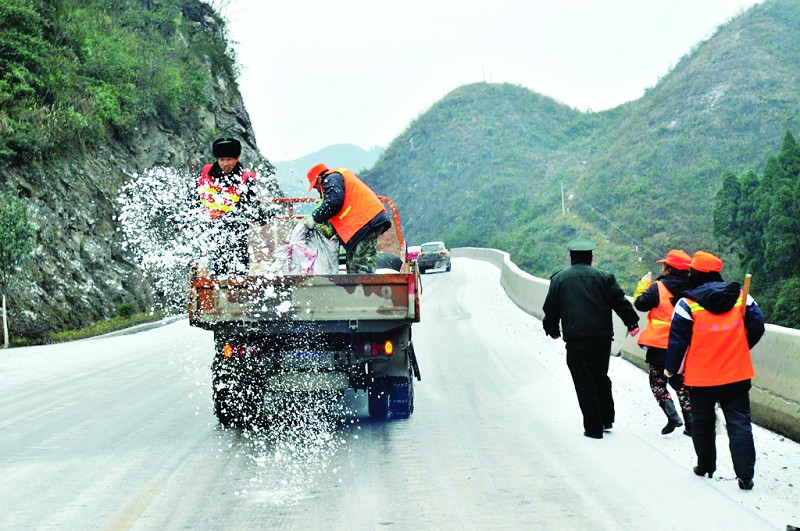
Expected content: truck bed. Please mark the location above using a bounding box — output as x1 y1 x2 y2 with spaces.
189 271 419 328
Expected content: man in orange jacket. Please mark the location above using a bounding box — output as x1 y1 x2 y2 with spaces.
665 251 765 490
633 249 692 436
304 163 390 273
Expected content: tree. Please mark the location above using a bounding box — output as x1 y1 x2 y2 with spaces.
0 194 34 347
713 130 800 328
712 171 741 254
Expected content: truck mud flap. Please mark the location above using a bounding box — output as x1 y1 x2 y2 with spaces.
409 341 421 381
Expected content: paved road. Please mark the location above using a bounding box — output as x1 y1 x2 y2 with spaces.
0 258 793 529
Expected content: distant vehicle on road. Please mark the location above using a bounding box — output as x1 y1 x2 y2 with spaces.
418 241 451 274
406 245 421 263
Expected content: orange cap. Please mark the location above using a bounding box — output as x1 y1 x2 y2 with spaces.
307 163 328 191
656 249 691 270
690 251 723 273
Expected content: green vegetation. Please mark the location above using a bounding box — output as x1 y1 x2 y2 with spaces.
0 193 33 294
362 0 800 326
0 0 234 163
10 309 167 347
713 131 800 327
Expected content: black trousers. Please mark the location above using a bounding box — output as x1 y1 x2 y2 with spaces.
688 379 755 479
565 337 614 436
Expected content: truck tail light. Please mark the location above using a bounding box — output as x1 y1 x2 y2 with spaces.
356 341 393 357
222 344 253 359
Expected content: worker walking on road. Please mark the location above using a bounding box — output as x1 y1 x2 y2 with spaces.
304 163 391 274
542 238 640 439
633 249 693 436
665 251 765 490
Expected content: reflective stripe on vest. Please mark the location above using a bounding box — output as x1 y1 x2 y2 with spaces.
683 292 754 387
325 167 384 244
638 281 674 349
198 164 255 219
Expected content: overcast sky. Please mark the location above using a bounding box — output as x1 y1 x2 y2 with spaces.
219 0 763 162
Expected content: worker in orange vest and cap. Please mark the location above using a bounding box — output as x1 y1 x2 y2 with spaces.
304 163 390 273
633 249 693 436
665 250 765 491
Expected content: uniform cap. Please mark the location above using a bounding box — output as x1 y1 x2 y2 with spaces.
690 250 723 273
656 249 691 270
212 137 241 158
307 163 328 190
567 238 596 251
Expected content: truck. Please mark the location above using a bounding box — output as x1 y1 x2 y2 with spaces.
188 197 421 428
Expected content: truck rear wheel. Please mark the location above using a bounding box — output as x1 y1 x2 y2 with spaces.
212 359 264 428
390 367 415 418
368 380 390 420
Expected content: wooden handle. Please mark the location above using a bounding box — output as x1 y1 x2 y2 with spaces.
741 273 752 317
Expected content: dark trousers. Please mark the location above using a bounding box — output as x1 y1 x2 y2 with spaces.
566 337 614 436
688 379 755 479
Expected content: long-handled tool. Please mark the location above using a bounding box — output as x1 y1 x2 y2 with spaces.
741 273 752 317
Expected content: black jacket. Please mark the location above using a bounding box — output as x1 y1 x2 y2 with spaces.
543 262 639 341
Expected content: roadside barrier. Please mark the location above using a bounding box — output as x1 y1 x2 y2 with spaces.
452 247 800 442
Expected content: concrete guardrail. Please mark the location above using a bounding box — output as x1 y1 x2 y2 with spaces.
452 247 800 442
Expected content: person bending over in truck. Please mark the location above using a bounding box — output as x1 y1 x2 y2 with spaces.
197 137 260 274
304 163 390 273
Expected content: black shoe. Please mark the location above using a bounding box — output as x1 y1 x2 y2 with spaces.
737 477 754 490
583 431 603 439
693 466 714 478
603 423 613 432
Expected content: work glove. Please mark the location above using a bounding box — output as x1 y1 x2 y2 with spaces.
303 215 316 229
317 222 335 239
633 271 653 301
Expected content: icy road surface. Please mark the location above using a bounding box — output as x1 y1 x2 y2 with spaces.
0 257 797 529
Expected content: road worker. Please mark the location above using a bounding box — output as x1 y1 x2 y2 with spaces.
633 249 692 436
304 163 390 274
197 137 259 274
665 251 765 490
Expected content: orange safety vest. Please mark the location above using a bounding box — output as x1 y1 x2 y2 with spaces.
638 281 674 349
323 167 385 244
197 164 256 219
683 292 754 387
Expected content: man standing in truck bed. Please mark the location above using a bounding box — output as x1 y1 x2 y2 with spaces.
197 137 261 274
304 163 390 273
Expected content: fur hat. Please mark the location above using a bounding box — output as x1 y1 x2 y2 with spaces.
212 137 241 158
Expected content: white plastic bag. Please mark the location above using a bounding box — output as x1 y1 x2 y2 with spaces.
274 221 339 274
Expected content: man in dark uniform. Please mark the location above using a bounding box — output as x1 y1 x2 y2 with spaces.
542 238 640 439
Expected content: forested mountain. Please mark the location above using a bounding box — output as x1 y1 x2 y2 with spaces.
362 0 800 299
0 0 273 338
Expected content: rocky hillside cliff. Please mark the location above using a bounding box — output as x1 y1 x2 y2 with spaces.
0 1 274 339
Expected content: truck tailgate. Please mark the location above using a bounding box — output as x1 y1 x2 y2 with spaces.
190 272 419 326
